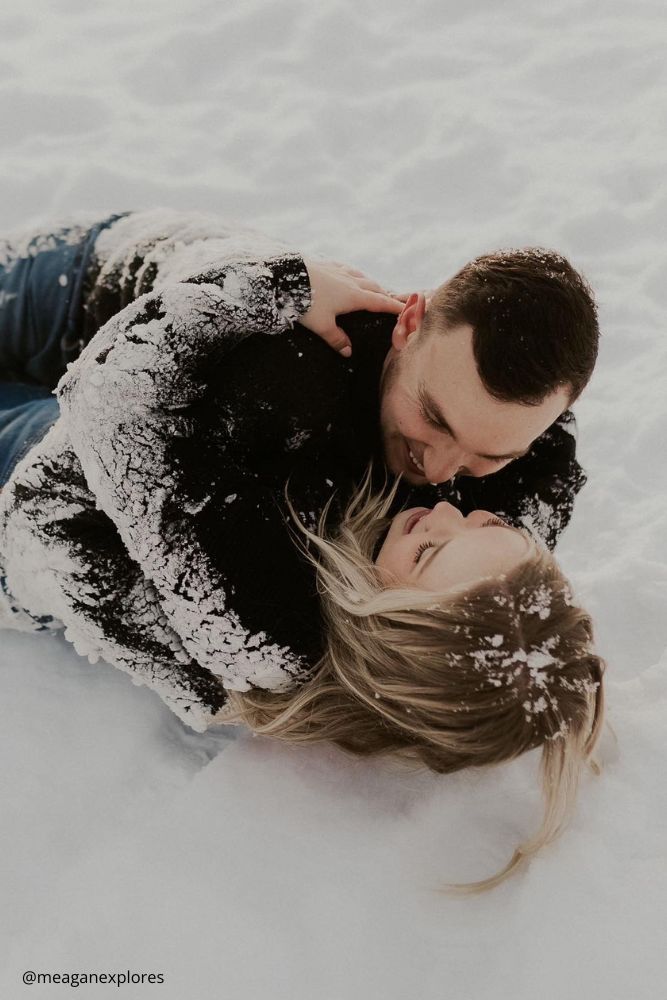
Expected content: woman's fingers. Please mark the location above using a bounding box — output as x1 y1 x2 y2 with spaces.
399 288 435 304
317 292 402 357
353 289 404 314
356 277 389 294
317 325 353 357
302 258 408 356
330 261 382 283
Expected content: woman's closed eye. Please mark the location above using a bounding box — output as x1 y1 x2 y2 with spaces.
414 517 510 564
414 540 437 564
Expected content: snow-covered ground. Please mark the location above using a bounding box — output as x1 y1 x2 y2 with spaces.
2 1 666 996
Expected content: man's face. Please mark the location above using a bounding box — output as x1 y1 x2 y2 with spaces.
379 296 571 486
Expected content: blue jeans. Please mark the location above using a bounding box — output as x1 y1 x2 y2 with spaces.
0 214 125 388
0 382 60 488
0 213 124 487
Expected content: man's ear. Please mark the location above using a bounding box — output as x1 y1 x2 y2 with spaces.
391 292 427 351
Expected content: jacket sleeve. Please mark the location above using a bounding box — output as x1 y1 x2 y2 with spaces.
452 410 586 550
0 421 228 731
56 255 314 692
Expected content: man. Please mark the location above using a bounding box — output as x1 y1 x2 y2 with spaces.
365 248 597 544
0 211 598 726
297 248 596 549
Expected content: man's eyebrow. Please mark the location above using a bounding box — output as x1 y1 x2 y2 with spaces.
414 524 527 579
417 385 531 462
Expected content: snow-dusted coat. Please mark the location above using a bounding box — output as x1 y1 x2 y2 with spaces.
0 211 586 730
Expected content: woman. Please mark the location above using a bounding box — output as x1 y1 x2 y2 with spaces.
0 210 604 889
226 476 604 890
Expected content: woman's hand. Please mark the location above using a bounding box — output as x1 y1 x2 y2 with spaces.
301 258 405 357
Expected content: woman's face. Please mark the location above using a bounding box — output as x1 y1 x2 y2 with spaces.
375 502 533 591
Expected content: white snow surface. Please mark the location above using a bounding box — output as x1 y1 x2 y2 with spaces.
1 1 666 997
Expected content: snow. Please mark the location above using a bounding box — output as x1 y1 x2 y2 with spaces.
1 0 666 997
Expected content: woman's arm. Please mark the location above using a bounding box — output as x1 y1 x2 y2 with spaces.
0 422 228 730
56 256 320 690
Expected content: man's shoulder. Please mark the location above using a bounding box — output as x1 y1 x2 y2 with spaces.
217 322 355 404
199 312 392 477
213 313 392 418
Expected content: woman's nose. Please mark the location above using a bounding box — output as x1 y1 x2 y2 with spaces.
429 501 465 528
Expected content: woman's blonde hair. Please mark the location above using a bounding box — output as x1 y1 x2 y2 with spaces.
225 473 605 892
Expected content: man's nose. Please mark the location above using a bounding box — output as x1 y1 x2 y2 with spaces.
423 449 467 484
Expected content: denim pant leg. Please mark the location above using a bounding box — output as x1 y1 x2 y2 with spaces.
0 214 127 389
0 382 60 487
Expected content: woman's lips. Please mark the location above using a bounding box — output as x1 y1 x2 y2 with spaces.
404 508 430 535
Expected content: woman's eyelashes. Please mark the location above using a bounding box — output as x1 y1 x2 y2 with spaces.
413 517 509 564
414 540 437 564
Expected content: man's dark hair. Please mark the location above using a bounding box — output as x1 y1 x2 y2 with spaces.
423 248 599 405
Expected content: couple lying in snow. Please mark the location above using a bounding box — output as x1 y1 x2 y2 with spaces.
0 209 604 889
